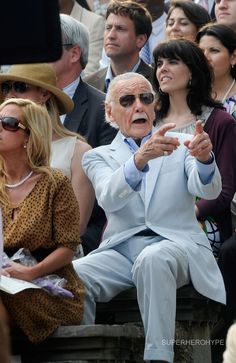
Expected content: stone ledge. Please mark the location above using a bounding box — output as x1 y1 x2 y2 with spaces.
11 285 222 362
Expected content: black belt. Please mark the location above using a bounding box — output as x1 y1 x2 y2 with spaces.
135 229 158 237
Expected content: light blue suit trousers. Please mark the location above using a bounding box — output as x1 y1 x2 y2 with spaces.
73 236 190 363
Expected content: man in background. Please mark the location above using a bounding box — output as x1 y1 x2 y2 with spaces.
215 0 236 32
52 14 117 254
59 0 105 74
84 0 154 92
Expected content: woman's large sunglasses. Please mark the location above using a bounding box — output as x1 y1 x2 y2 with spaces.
119 92 154 108
0 116 27 132
1 81 33 95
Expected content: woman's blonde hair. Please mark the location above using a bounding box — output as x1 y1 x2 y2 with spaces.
0 98 54 204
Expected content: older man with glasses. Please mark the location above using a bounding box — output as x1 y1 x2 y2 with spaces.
73 72 226 363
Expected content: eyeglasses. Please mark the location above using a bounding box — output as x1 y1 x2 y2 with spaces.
0 116 27 132
1 81 34 95
119 93 154 108
62 43 73 48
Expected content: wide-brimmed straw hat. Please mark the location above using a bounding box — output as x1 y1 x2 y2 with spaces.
0 63 74 115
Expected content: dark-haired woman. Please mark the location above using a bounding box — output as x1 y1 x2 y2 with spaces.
197 23 236 118
153 38 236 256
165 0 211 42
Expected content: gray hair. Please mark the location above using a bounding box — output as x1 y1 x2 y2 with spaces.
105 72 154 128
60 14 89 69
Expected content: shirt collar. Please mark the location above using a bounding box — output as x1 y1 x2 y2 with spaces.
105 59 142 86
63 76 81 99
121 131 152 152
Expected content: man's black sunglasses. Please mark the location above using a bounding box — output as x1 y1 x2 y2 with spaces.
119 93 155 108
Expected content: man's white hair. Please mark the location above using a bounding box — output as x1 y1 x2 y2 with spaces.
105 72 154 128
60 14 89 69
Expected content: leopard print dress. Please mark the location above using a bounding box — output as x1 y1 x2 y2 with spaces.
1 169 84 343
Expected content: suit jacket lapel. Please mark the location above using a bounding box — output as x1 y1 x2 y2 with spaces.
145 157 164 207
84 67 107 92
110 133 146 203
109 133 133 165
137 60 154 84
64 80 87 132
93 68 107 92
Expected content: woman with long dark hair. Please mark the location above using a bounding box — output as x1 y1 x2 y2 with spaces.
153 38 236 256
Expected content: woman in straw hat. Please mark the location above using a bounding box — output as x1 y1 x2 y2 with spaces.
0 63 94 237
0 98 84 343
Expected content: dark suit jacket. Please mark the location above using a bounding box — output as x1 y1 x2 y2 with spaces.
64 79 117 148
84 59 155 93
196 108 236 242
64 79 117 254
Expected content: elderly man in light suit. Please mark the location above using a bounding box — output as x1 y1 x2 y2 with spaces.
73 72 226 363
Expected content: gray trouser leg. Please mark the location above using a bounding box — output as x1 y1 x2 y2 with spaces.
132 240 190 363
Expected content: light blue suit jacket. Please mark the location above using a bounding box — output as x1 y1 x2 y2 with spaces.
82 130 226 304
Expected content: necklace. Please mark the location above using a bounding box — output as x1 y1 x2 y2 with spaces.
5 171 33 189
222 79 236 103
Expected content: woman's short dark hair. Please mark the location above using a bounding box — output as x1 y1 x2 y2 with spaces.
106 0 152 39
166 0 211 33
153 38 222 118
196 23 236 79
